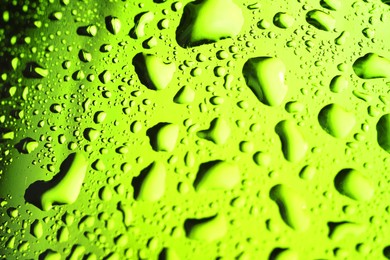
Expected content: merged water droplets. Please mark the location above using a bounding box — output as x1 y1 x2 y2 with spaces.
197 117 231 145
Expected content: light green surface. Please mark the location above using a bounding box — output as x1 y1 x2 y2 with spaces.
0 0 389 259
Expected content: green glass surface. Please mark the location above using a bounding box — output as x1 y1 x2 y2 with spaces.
0 0 389 259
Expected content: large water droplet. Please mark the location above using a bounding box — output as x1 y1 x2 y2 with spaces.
270 184 311 231
133 53 176 90
377 114 390 153
132 161 166 202
25 153 88 211
334 169 374 201
176 0 244 47
184 214 227 242
197 117 231 145
306 10 335 31
318 104 356 138
243 57 288 106
275 120 308 162
194 160 240 192
105 16 121 35
328 222 366 242
147 123 179 152
320 0 341 10
353 53 390 79
273 12 295 29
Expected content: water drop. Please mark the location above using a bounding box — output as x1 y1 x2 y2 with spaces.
306 10 335 31
377 114 390 153
275 120 308 162
176 0 244 47
270 184 310 231
318 104 356 138
334 168 374 201
106 16 121 35
194 160 240 192
184 214 227 242
243 57 288 106
25 153 88 211
353 53 390 79
132 161 166 202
